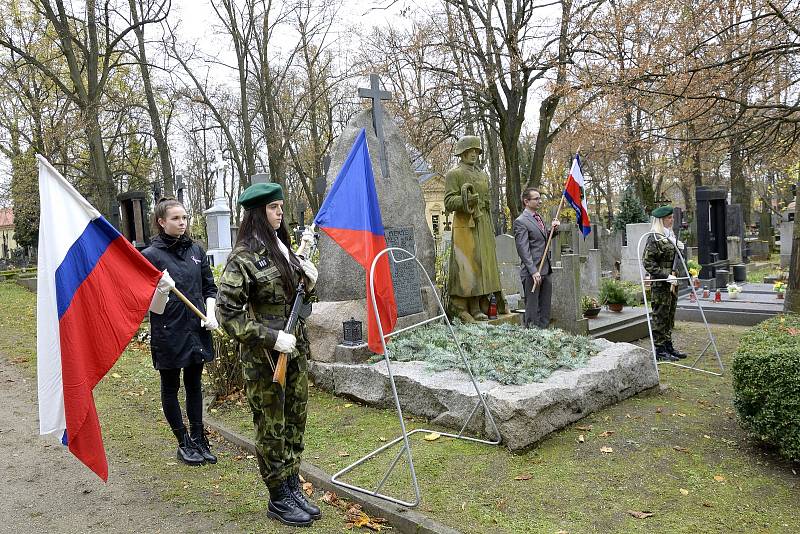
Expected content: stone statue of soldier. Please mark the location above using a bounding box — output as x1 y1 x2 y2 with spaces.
444 135 505 322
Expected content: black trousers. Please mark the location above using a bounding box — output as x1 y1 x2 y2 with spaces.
522 275 552 329
159 362 204 431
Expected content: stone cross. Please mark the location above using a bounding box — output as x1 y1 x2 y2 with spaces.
358 73 391 179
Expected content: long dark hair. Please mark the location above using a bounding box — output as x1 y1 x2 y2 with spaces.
236 206 301 294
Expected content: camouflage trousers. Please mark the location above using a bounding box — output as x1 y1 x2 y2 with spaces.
244 350 308 489
651 283 677 346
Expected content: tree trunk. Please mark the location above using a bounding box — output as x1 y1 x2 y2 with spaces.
786 184 800 312
129 0 173 194
729 134 749 225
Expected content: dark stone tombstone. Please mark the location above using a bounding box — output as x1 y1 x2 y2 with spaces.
117 191 150 250
726 203 746 262
384 226 423 317
695 186 728 279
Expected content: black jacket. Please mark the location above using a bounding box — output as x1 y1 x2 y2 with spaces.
141 234 217 369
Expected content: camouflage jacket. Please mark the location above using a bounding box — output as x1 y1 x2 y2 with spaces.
216 245 313 380
642 235 677 285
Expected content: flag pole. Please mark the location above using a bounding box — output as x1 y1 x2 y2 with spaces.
169 287 224 336
533 194 566 291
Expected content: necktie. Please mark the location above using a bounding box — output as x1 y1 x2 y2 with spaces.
534 212 545 232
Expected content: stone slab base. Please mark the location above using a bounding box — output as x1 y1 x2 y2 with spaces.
309 338 658 451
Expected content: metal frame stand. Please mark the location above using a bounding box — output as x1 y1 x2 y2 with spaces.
636 232 724 377
329 247 502 507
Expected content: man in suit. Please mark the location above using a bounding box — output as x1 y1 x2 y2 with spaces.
513 188 560 328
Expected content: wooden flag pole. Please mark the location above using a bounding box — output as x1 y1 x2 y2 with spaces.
169 286 224 336
533 194 566 291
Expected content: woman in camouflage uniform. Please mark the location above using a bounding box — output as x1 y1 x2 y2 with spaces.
216 183 320 527
642 205 688 362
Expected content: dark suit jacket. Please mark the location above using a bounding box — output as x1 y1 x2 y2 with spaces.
513 210 555 279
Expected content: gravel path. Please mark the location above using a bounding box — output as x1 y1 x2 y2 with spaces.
0 355 239 534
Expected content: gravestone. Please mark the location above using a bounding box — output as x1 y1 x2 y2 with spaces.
495 234 522 310
204 150 232 267
780 220 794 268
308 77 437 361
550 254 588 334
696 186 728 279
385 227 423 316
117 191 149 249
619 222 652 282
727 204 746 263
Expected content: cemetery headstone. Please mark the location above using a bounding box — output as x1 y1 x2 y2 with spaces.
204 151 232 267
696 186 728 279
385 227 423 317
117 191 149 250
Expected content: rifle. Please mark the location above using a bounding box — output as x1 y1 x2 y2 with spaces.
272 226 318 388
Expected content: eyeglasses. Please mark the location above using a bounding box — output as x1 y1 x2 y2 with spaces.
528 196 541 201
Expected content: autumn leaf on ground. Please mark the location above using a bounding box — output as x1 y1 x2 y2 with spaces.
599 430 615 437
680 488 689 495
600 446 613 453
576 425 593 431
514 474 533 481
577 434 585 443
338 450 350 457
111 372 122 378
423 432 441 441
344 403 353 408
627 510 654 519
303 481 314 496
673 446 690 453
714 474 726 482
655 407 663 413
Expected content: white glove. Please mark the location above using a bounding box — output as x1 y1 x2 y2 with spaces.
201 297 218 330
149 270 174 314
300 258 318 290
667 274 678 287
677 239 685 251
298 228 315 253
157 269 175 293
274 330 297 353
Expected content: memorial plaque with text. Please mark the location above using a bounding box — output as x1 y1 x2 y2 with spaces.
384 227 423 316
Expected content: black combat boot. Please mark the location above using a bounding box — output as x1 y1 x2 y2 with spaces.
665 341 688 359
267 480 313 527
655 345 679 362
172 426 204 465
190 424 217 464
287 474 321 520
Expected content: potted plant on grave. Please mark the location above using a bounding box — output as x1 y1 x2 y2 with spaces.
599 278 628 312
581 295 601 318
726 283 742 299
773 281 786 299
687 259 701 289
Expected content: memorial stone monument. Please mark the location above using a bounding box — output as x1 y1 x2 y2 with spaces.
309 75 437 361
204 150 233 267
695 186 728 281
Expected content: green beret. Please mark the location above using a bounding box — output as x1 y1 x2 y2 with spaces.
651 205 673 218
238 182 283 210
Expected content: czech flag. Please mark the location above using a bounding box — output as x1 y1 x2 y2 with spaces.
313 129 397 354
36 155 162 481
563 153 591 238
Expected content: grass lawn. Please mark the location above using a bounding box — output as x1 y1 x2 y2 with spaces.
3 281 798 533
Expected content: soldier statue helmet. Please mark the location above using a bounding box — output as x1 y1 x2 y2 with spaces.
453 135 482 156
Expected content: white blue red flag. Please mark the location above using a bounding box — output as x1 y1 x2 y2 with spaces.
313 129 397 354
563 153 591 238
36 155 162 481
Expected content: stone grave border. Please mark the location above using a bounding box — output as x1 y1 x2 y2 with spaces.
635 231 724 377
330 247 502 509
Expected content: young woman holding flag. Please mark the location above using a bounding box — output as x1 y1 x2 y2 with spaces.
216 183 320 527
142 197 218 466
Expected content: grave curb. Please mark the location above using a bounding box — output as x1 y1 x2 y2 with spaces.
204 414 462 534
